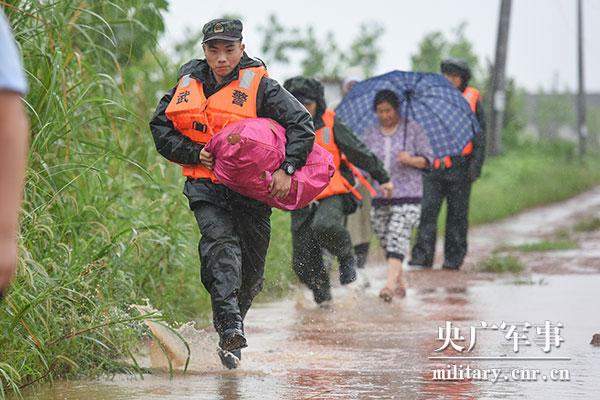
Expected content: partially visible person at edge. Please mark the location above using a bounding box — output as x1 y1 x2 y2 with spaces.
364 90 434 302
409 58 486 271
341 76 374 272
0 11 29 302
284 76 392 307
149 19 315 370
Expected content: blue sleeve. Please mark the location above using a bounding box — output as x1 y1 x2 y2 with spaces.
0 11 28 95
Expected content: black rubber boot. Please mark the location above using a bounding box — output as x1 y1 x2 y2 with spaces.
408 260 433 270
339 256 357 285
313 286 333 305
219 327 247 352
354 243 370 269
218 348 241 370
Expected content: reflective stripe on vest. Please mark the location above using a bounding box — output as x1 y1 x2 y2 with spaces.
462 86 480 113
239 69 256 89
164 66 267 180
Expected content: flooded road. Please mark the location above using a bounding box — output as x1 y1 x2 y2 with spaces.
20 189 600 400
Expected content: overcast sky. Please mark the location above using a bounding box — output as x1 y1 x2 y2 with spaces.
162 0 599 92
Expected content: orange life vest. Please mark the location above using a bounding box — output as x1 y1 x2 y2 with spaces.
460 86 478 157
315 109 375 201
462 86 480 113
165 66 267 180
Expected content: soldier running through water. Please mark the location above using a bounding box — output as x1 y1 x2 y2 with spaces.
149 19 315 369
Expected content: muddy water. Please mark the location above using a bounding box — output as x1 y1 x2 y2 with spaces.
20 271 600 400
19 189 600 400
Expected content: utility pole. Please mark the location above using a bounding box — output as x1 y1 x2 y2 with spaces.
488 0 512 156
576 0 587 157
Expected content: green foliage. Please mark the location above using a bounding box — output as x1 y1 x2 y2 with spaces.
470 142 600 225
344 23 385 78
501 78 528 148
480 255 524 273
258 14 384 79
501 240 578 253
409 23 528 151
535 89 576 139
573 217 600 233
258 14 302 65
0 0 184 395
435 141 600 232
410 22 480 82
71 0 169 67
587 106 600 148
410 32 446 73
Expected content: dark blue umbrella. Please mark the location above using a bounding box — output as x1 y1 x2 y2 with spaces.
335 71 480 158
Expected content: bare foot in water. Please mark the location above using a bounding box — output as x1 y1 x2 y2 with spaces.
394 269 408 297
379 286 394 302
380 257 407 302
394 284 407 298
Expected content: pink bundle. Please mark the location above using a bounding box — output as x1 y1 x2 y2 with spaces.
204 118 334 211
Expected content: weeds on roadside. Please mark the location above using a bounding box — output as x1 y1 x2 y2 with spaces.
497 240 578 253
0 1 192 396
479 255 524 273
573 217 600 233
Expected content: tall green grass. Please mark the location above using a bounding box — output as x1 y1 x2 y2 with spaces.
470 141 600 224
0 0 199 396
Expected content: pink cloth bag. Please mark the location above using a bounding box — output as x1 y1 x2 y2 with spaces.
204 118 334 211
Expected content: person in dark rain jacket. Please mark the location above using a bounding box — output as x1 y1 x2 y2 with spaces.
410 58 486 270
149 19 314 369
284 76 392 306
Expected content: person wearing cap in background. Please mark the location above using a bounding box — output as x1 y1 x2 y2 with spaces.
409 58 486 271
283 76 392 307
0 10 29 302
149 18 315 369
341 77 375 272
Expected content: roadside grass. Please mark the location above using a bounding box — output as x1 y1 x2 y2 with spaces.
260 211 295 300
479 255 525 274
573 217 600 233
1 1 190 395
496 239 578 253
433 143 600 233
472 143 600 225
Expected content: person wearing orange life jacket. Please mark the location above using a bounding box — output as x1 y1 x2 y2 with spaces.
149 19 315 369
283 77 392 306
409 58 487 271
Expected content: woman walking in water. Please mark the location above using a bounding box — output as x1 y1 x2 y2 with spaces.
364 90 434 301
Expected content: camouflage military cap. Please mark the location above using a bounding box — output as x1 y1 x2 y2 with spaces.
202 18 243 44
440 57 471 81
283 76 324 104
